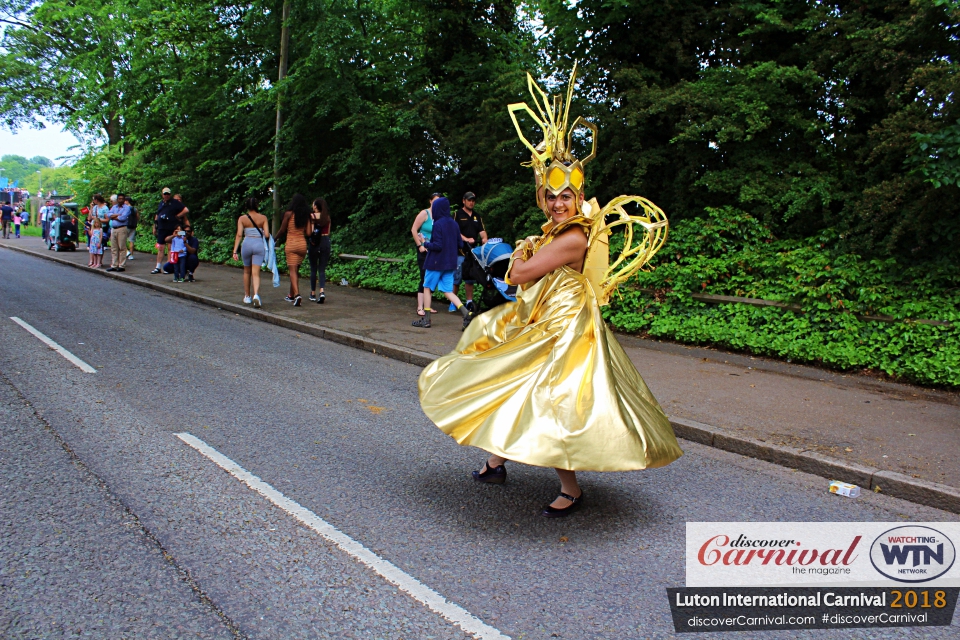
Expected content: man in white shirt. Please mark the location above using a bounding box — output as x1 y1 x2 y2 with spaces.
40 203 51 241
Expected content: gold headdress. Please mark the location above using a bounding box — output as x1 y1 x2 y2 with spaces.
508 63 596 214
508 65 669 306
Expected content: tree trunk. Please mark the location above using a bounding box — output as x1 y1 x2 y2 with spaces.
272 0 291 235
105 115 122 147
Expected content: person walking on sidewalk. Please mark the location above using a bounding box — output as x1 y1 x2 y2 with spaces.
276 194 310 306
307 197 331 304
13 211 21 238
412 197 472 329
151 187 186 274
411 193 440 317
106 194 131 272
232 197 270 308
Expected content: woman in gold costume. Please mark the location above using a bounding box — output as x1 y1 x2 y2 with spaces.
418 67 683 517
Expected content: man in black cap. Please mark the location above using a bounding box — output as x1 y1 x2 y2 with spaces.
151 187 186 274
452 191 486 311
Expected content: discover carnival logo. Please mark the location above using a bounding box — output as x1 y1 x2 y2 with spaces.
697 533 861 569
869 526 956 583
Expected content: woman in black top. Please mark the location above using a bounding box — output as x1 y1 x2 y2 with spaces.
307 197 332 303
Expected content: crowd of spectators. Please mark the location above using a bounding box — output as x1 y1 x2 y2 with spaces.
21 185 497 324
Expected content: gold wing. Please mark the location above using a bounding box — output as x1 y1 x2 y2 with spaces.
583 196 668 306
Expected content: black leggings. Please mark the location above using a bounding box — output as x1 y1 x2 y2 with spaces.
417 249 427 291
308 236 331 291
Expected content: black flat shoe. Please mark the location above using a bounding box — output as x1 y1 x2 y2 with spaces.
541 492 583 518
472 462 506 484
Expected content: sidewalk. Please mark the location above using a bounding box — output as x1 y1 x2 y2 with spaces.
3 235 958 508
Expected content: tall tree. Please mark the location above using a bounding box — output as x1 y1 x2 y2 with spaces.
0 0 129 144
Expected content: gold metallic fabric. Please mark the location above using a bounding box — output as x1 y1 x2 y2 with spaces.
418 262 684 472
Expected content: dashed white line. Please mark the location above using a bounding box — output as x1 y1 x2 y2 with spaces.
175 432 509 640
11 316 97 373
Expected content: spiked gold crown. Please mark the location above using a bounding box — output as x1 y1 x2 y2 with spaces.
508 63 597 214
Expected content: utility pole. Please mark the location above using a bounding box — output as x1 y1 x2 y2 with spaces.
272 0 291 234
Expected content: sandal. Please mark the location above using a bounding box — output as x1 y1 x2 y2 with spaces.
417 308 426 317
472 461 506 484
411 316 431 328
541 492 584 518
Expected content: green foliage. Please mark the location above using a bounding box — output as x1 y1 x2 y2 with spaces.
0 154 78 195
604 209 960 387
0 154 75 193
541 0 960 258
908 120 960 188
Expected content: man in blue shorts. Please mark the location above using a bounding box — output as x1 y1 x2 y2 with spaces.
413 197 472 329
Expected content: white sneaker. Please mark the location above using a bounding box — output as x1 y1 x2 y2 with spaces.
252 295 261 308
127 252 135 260
243 296 252 304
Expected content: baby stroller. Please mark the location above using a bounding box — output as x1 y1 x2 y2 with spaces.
471 240 518 312
47 211 78 252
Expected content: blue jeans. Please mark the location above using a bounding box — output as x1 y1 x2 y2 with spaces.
453 254 476 287
173 254 187 279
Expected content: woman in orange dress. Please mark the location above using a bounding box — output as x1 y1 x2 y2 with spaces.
277 193 311 306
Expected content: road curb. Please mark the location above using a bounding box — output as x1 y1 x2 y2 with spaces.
6 243 958 514
670 417 960 513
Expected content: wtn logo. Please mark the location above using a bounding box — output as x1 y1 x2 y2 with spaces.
880 543 944 567
870 526 956 583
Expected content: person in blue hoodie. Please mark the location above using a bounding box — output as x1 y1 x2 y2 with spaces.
413 197 473 329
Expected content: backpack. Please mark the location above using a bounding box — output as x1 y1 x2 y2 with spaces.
308 221 324 247
127 207 138 229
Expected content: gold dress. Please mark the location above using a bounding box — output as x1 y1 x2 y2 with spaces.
418 217 683 472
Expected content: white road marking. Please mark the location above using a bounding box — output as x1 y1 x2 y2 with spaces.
11 317 97 373
176 432 509 640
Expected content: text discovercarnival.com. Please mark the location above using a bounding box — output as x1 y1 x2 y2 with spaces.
667 522 959 632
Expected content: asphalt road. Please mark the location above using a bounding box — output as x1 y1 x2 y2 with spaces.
0 247 957 639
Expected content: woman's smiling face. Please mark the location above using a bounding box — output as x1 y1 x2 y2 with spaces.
545 188 581 223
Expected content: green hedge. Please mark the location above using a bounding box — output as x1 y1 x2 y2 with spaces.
605 208 959 388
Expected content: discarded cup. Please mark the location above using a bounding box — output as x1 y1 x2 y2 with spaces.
828 481 861 498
